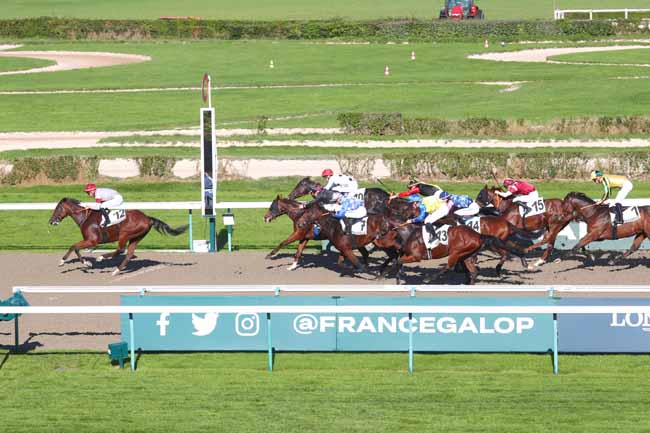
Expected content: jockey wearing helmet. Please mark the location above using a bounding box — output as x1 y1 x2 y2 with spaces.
84 183 124 228
392 179 441 201
590 170 633 225
321 168 358 195
333 194 366 235
421 191 453 241
446 191 480 219
496 178 538 217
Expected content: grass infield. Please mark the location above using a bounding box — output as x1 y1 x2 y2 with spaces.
1 351 650 432
1 179 648 251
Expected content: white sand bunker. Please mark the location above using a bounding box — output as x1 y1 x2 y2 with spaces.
469 45 650 65
0 44 150 76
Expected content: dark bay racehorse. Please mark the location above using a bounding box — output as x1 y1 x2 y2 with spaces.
263 195 369 270
564 192 650 264
49 198 187 275
476 185 574 269
288 177 389 214
295 203 397 274
376 223 528 284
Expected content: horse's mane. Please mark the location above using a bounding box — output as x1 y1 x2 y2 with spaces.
564 191 594 203
63 197 81 205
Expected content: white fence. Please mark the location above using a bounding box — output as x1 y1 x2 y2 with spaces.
554 8 650 20
12 284 650 295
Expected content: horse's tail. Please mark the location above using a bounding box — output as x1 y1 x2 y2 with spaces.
149 217 188 236
508 224 544 247
480 234 527 257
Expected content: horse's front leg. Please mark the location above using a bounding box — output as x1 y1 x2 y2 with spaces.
266 230 304 259
287 239 309 271
60 239 97 267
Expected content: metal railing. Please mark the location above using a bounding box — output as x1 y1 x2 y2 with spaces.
554 8 650 20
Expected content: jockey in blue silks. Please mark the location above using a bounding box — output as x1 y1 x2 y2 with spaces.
447 192 480 220
333 195 366 235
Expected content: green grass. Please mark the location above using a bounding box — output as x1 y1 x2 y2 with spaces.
0 56 54 72
3 0 650 21
1 40 649 131
1 352 650 432
4 146 650 161
550 48 650 65
0 179 647 251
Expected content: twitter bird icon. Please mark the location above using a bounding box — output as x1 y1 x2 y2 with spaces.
192 313 219 336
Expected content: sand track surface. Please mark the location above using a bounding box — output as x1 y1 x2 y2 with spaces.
1 251 649 350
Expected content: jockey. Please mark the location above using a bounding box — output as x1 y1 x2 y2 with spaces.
447 192 480 220
392 179 441 200
591 170 633 225
321 168 358 195
84 183 124 228
333 195 366 235
421 191 453 241
496 178 538 217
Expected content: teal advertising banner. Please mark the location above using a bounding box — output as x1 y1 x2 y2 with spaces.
555 222 650 251
120 296 555 353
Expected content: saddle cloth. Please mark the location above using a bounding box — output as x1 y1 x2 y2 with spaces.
518 196 546 217
464 216 481 233
100 209 127 227
422 224 450 249
609 206 640 225
340 217 368 235
349 188 366 202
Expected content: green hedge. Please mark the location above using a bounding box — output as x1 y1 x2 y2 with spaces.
1 17 647 41
339 113 650 136
382 151 650 180
1 156 98 185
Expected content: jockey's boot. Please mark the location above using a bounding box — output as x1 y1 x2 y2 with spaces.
101 208 110 228
425 223 437 243
614 203 624 225
344 218 353 235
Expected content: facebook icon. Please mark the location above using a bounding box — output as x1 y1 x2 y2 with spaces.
156 313 171 336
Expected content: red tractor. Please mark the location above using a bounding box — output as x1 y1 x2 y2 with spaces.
439 0 484 20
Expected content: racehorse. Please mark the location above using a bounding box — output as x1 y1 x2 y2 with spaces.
563 192 650 265
263 195 369 270
295 202 397 275
288 177 390 214
49 198 187 275
475 185 574 268
376 222 528 285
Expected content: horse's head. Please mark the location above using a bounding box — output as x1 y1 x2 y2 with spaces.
264 195 283 223
288 177 320 200
563 192 596 218
49 198 80 225
475 185 490 206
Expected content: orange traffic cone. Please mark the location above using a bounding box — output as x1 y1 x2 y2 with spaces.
384 65 390 76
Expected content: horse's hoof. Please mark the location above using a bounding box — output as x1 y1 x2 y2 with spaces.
287 262 298 271
111 268 120 276
96 255 104 263
553 258 562 264
82 260 92 268
265 253 274 260
58 259 65 267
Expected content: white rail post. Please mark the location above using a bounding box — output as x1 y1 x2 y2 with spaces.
129 313 136 371
552 313 559 375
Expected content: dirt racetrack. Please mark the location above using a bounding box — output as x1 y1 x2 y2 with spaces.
1 250 649 351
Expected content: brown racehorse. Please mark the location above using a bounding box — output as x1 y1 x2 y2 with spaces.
295 203 397 274
476 185 574 269
263 195 369 270
49 198 187 275
376 222 527 285
563 192 650 265
288 177 390 215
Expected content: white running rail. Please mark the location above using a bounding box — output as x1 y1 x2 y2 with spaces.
554 8 650 20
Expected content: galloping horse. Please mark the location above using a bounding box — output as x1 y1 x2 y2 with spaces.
288 177 390 214
49 198 187 275
376 223 528 285
476 185 574 268
263 195 369 270
563 192 650 264
295 203 397 274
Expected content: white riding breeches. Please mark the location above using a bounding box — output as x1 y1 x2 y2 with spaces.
424 206 450 224
612 180 633 205
513 190 539 205
454 202 480 217
99 196 124 209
